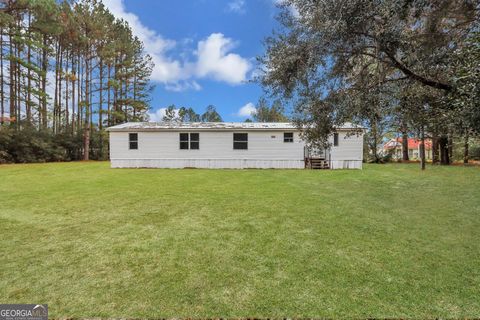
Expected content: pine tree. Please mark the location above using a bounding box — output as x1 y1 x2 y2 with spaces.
201 105 222 122
0 0 153 163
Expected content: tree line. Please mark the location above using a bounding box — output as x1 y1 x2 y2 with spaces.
259 0 480 169
160 99 290 123
161 105 224 122
246 98 289 123
0 0 153 163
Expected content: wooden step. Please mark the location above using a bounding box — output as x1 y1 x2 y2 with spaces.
307 159 330 169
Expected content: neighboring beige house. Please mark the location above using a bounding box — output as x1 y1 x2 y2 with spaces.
383 137 433 160
106 122 364 169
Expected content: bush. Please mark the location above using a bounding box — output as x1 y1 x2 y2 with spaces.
89 130 109 160
0 125 89 163
470 145 480 160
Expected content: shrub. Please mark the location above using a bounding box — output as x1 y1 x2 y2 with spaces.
0 125 94 163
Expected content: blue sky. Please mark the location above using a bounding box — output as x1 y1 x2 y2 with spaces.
103 0 283 121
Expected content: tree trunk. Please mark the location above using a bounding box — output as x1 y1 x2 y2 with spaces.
77 53 81 131
402 130 409 161
99 59 103 130
119 62 124 122
133 72 137 118
99 59 104 158
15 32 20 128
439 135 450 165
113 58 118 124
71 54 76 132
13 14 20 129
65 51 69 128
107 63 111 126
463 130 469 164
371 117 379 163
9 25 15 128
53 42 60 133
83 49 90 161
26 12 31 124
58 47 63 132
420 126 426 170
41 35 48 129
83 123 90 161
448 132 453 164
123 74 128 120
37 52 41 128
431 133 439 165
89 59 92 136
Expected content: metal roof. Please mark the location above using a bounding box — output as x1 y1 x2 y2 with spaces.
106 121 361 132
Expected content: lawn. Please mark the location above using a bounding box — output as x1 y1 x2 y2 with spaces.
0 162 479 318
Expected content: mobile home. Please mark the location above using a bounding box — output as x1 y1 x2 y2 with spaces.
106 122 364 169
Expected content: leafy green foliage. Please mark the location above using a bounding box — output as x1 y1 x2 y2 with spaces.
0 125 111 163
201 105 223 122
179 106 201 122
0 125 84 163
259 0 479 161
253 97 289 122
0 0 153 161
451 30 480 134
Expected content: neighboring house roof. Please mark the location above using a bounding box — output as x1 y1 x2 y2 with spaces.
106 122 363 132
384 137 432 150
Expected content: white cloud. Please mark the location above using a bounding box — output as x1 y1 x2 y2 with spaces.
165 81 202 92
196 33 251 84
236 102 257 117
103 0 184 84
103 0 251 91
227 0 246 14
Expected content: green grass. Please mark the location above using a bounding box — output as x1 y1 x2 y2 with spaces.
0 162 479 318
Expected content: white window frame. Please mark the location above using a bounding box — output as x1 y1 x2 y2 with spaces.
233 133 248 150
179 133 200 150
284 132 294 143
129 133 138 150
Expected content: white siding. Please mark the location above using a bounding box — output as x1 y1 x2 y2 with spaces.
329 131 363 169
109 129 364 169
110 130 305 169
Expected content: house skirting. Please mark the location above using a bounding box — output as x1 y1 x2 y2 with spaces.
330 160 363 169
110 158 305 169
110 158 362 169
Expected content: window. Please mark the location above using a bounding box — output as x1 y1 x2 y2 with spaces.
180 133 189 149
190 133 199 150
180 133 200 150
333 133 339 146
233 133 248 150
129 133 138 150
284 132 294 143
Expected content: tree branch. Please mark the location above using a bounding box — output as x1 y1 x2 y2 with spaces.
384 50 453 91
